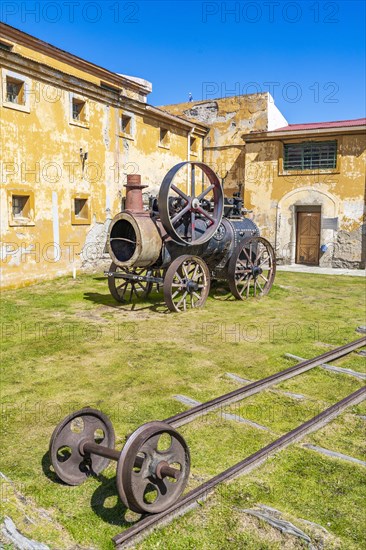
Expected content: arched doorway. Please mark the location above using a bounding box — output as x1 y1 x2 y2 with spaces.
277 187 339 266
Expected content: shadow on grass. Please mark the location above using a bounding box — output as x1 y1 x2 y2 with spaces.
90 475 140 527
43 450 141 528
83 291 170 315
210 281 234 302
85 277 238 312
42 451 62 484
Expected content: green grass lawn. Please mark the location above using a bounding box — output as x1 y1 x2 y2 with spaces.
0 271 365 549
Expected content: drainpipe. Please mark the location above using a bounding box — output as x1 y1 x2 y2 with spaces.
274 202 279 254
187 127 194 195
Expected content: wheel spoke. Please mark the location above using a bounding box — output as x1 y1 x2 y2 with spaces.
116 282 128 292
176 291 188 310
191 210 195 239
171 184 189 202
256 279 264 294
174 271 184 285
237 275 248 284
196 206 215 225
242 247 252 264
197 184 214 201
258 256 270 268
171 203 191 225
238 279 249 297
255 247 266 264
260 273 269 283
246 276 252 298
182 263 189 279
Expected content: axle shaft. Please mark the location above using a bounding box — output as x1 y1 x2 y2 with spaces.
82 441 121 461
81 441 180 480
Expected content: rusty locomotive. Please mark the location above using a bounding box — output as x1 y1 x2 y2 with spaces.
106 161 276 312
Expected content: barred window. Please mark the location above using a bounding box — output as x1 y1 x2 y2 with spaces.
284 141 337 170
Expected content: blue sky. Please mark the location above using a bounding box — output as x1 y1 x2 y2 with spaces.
1 0 365 123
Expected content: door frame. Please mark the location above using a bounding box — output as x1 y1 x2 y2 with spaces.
295 205 321 265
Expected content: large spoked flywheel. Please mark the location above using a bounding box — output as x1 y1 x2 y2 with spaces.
158 162 224 245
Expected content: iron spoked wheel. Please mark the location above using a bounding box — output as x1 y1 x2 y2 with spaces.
49 408 115 485
228 237 276 300
158 162 224 245
116 421 190 514
163 255 210 313
108 262 153 303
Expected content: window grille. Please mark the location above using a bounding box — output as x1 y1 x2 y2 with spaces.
284 141 337 170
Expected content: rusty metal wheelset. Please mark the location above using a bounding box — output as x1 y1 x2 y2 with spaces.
49 408 190 515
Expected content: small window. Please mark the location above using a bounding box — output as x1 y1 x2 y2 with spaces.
8 191 35 226
12 195 30 217
2 70 30 113
72 98 86 121
6 76 25 105
159 128 170 148
71 195 90 225
190 136 198 155
74 198 88 218
69 93 89 127
284 141 337 171
121 114 131 134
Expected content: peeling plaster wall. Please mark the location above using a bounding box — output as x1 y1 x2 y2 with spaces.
0 51 203 288
162 93 271 192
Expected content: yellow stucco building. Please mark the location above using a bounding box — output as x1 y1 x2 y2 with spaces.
1 23 365 290
0 23 206 288
163 99 366 269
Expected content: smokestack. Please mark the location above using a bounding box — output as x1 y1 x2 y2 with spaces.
124 174 148 213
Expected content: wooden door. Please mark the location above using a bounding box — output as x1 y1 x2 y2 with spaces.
296 211 321 265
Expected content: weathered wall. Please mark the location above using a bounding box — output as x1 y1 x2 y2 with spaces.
163 95 365 269
244 133 366 268
162 93 287 192
0 43 204 289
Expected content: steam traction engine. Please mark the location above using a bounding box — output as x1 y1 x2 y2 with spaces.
106 162 276 312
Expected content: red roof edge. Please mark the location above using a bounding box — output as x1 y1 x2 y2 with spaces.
273 118 366 132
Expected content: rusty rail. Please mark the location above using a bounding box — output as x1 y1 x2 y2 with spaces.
114 385 365 548
165 336 366 427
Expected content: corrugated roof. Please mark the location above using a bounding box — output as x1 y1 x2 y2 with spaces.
273 118 366 132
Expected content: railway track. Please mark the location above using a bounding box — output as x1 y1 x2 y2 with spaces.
165 336 366 428
113 336 366 547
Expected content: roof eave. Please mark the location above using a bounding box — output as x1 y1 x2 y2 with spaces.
243 125 366 141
